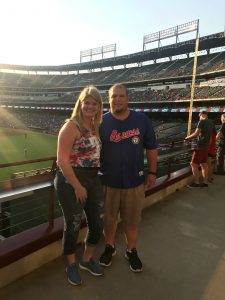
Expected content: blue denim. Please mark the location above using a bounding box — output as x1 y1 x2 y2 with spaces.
54 168 103 255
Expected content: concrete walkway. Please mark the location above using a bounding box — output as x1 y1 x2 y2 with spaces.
1 175 225 300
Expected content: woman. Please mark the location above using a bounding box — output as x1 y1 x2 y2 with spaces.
207 123 217 182
54 86 104 285
215 114 225 175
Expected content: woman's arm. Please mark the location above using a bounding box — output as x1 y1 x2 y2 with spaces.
57 121 87 202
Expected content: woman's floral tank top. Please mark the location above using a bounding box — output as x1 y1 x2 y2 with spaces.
70 121 101 168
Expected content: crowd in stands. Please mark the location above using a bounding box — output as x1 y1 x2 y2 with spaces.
1 85 225 105
0 109 68 134
100 85 225 103
0 108 182 139
0 108 219 144
0 52 224 90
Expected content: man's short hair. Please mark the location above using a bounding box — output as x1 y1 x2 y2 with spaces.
108 83 128 97
199 110 208 118
199 110 208 116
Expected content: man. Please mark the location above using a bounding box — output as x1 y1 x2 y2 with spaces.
215 114 225 175
99 84 157 272
185 111 213 187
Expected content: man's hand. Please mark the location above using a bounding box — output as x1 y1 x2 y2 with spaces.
146 174 156 188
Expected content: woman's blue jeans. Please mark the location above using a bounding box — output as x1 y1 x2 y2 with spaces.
54 168 103 255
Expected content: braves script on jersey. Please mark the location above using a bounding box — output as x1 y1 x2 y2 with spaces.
110 129 140 143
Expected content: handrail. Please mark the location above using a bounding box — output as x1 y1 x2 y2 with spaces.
0 156 56 169
157 139 192 177
0 157 57 230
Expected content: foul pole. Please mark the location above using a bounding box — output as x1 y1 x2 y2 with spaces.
187 24 200 135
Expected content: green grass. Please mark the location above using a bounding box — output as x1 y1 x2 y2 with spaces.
0 128 57 180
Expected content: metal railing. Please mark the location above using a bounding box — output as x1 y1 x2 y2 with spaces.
0 157 57 238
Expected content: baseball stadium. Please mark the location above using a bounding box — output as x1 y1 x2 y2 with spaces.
0 19 225 299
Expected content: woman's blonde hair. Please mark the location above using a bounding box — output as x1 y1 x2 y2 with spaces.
221 114 225 122
70 86 103 132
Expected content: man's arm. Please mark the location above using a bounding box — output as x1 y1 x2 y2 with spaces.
146 148 158 188
185 128 201 141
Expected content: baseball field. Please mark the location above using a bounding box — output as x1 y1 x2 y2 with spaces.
0 127 57 181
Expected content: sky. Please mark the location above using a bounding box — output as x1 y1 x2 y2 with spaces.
0 0 224 66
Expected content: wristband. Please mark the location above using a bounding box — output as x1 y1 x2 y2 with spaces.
148 171 156 176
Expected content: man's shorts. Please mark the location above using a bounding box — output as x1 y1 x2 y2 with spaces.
191 147 209 164
103 184 145 225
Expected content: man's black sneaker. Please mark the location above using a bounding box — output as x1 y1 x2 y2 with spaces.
125 248 143 272
199 183 208 187
99 244 116 267
187 183 200 188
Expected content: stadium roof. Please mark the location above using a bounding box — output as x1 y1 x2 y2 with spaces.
0 32 224 73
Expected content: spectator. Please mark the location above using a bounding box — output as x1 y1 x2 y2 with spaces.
99 83 157 272
185 111 213 187
215 114 225 175
54 86 104 285
208 122 217 182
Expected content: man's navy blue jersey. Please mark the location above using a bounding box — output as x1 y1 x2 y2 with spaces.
100 110 157 189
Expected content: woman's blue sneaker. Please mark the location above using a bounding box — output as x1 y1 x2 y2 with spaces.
79 259 104 276
66 263 82 285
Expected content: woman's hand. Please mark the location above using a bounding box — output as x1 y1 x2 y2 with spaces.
74 184 87 203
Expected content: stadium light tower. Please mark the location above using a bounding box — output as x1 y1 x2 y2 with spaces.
80 44 116 63
143 20 199 51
